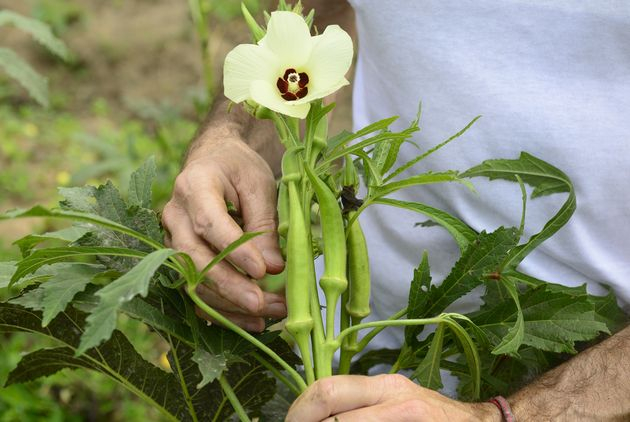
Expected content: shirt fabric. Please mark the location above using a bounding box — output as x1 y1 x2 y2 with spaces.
343 0 630 353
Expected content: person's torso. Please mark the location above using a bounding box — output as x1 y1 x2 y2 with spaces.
346 0 630 350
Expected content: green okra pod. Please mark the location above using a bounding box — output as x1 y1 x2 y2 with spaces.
345 210 371 321
277 181 289 254
304 164 347 338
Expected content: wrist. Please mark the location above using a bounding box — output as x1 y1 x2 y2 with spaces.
473 402 505 422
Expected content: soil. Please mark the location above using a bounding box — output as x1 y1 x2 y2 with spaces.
0 0 352 246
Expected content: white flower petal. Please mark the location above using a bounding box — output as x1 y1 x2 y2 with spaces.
224 44 280 103
304 25 353 97
259 11 312 69
250 80 310 119
292 78 350 105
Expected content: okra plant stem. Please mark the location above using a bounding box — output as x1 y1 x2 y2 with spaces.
218 374 251 422
185 285 307 392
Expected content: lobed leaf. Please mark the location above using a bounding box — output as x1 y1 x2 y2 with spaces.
10 263 103 326
472 284 609 354
77 248 176 355
413 324 445 390
462 152 576 269
373 198 477 251
416 227 520 320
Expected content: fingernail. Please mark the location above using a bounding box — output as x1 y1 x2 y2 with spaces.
262 249 284 268
246 320 265 332
244 292 260 313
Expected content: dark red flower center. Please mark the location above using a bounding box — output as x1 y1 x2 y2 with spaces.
276 68 309 101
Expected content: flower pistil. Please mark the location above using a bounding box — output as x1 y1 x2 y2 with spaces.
277 68 309 101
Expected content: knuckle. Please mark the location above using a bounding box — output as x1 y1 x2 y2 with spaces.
246 216 277 232
191 213 212 238
172 172 192 196
311 378 336 404
395 399 428 419
160 201 177 227
383 373 413 389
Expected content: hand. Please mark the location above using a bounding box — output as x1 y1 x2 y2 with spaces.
162 133 287 332
286 374 501 422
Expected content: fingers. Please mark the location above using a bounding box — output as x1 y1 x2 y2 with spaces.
236 169 285 275
321 403 407 422
163 201 283 317
173 169 268 279
286 375 394 422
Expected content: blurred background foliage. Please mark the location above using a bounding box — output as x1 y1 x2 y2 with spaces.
0 0 277 420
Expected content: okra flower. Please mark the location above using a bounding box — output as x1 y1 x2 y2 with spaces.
224 11 353 119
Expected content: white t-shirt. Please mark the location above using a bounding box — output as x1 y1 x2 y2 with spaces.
346 0 630 351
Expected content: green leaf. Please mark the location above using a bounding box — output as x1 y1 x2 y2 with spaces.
413 323 445 390
77 248 176 355
472 285 609 353
462 152 575 269
405 251 432 345
197 231 265 282
372 171 474 200
418 227 520 320
490 277 525 356
373 198 477 251
0 303 212 421
0 262 17 289
0 47 48 106
13 225 90 257
443 316 482 399
10 245 148 285
10 263 103 326
386 115 481 182
128 156 157 208
192 349 227 389
2 205 157 243
58 186 97 212
327 116 399 152
0 10 71 60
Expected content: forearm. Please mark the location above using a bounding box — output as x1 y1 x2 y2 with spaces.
509 325 630 421
186 94 283 175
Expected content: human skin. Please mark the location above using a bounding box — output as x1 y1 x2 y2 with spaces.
164 0 630 419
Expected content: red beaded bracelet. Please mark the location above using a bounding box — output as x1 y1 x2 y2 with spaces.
488 396 515 422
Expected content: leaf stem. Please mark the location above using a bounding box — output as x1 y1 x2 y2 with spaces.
356 307 407 351
186 285 307 392
218 374 251 422
167 333 199 422
338 315 444 351
251 351 302 397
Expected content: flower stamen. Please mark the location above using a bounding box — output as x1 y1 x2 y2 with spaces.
277 68 309 101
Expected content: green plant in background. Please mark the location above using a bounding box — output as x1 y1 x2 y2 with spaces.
186 0 265 106
0 9 71 107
